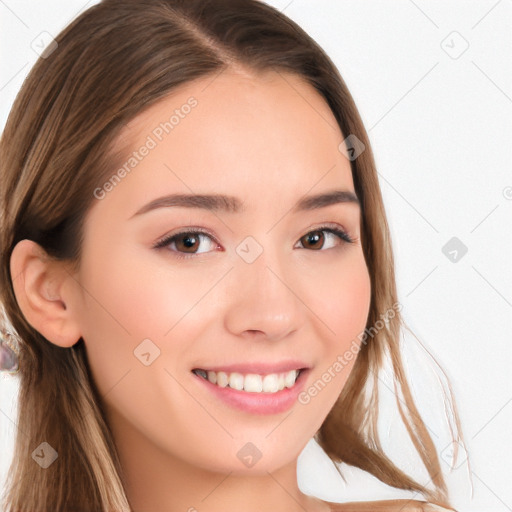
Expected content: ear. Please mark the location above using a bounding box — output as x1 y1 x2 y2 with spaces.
9 239 82 348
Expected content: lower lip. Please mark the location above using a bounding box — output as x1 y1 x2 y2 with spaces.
191 369 310 415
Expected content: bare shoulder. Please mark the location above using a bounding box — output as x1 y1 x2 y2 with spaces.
321 498 458 512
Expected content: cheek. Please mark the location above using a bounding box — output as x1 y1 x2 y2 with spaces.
79 240 191 332
75 245 222 390
305 249 372 347
290 256 371 440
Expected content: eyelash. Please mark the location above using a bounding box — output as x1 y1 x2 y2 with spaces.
153 224 356 260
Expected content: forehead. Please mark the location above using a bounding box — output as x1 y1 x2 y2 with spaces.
102 69 355 211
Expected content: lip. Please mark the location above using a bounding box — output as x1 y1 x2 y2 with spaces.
191 360 310 375
191 367 311 415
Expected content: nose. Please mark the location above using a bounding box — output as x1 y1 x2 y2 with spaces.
223 245 306 341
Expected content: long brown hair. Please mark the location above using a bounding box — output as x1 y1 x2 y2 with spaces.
0 0 464 510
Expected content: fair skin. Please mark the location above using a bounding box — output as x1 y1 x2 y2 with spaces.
11 69 388 511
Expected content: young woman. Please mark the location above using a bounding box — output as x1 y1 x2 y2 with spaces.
0 1 463 510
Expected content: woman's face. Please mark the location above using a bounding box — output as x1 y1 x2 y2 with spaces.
71 69 371 476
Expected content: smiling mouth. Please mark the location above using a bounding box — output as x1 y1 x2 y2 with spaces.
192 368 306 393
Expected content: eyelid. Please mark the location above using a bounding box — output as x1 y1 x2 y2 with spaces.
304 221 351 237
298 223 356 246
152 226 220 250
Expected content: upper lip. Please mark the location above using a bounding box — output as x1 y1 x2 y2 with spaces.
192 361 310 375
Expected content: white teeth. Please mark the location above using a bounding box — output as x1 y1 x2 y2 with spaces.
262 374 279 392
284 370 296 388
194 369 301 393
229 372 244 391
244 374 263 393
216 371 229 388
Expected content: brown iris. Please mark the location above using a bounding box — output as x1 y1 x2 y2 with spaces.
175 233 201 253
300 230 325 250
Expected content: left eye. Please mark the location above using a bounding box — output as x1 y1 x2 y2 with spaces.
154 226 354 259
295 227 354 251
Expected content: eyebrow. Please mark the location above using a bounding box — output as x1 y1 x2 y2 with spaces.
130 189 360 218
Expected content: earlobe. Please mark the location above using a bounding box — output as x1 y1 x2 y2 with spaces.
9 239 82 348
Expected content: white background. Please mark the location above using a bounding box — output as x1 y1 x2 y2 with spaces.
1 1 511 511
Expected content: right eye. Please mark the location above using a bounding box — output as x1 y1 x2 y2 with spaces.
153 229 220 259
